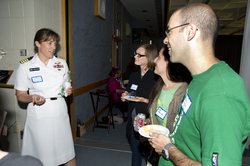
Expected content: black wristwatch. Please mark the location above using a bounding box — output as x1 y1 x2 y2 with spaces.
162 143 175 160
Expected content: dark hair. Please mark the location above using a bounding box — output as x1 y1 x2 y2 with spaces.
178 3 219 48
147 45 192 113
109 68 121 77
163 45 192 83
34 28 60 53
137 44 158 70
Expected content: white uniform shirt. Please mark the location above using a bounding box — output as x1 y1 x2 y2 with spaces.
14 53 69 98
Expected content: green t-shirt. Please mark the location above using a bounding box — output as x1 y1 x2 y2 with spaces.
151 85 181 166
159 62 250 166
151 85 180 126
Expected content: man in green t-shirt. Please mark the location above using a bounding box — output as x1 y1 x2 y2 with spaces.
148 3 250 166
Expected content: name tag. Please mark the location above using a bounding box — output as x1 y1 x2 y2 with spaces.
29 67 40 72
130 84 138 91
31 76 43 83
181 94 192 115
155 106 167 120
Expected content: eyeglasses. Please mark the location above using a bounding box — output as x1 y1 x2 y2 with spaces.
134 52 146 58
165 23 190 37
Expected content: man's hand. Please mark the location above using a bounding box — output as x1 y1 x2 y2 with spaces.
149 132 202 166
148 132 171 154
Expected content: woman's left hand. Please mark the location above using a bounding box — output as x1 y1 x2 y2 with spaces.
66 86 73 96
133 97 149 103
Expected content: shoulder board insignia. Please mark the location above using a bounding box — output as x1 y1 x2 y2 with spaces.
20 56 34 64
55 55 65 60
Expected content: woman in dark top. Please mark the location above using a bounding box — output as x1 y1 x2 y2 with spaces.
121 44 158 166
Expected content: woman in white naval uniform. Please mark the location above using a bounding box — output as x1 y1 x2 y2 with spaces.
14 28 76 166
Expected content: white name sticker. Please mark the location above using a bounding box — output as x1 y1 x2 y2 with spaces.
31 76 43 83
181 94 192 115
155 106 167 120
130 84 138 91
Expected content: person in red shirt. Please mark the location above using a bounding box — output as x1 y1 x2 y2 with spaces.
107 68 125 100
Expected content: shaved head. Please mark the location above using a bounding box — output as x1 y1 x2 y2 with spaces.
178 3 219 48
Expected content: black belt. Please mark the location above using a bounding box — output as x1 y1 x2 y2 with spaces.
50 97 57 100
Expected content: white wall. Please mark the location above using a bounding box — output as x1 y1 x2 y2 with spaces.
0 0 61 154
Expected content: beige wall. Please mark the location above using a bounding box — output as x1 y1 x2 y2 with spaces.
0 0 61 154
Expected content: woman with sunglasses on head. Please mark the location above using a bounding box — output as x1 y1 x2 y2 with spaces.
121 44 158 166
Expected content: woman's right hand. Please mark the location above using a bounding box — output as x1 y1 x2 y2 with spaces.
32 94 45 105
16 90 45 105
121 91 128 102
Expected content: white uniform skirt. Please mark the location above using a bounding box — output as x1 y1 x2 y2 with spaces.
21 98 75 166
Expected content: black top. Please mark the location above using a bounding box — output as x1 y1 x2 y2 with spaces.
0 153 43 166
123 66 138 81
126 69 157 140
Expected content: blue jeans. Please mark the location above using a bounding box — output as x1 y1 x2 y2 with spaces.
130 127 150 166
